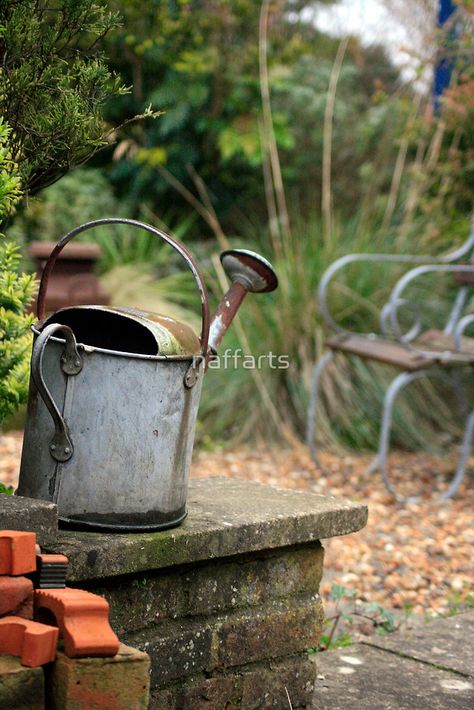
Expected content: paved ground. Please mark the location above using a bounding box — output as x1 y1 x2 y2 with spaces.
313 611 474 709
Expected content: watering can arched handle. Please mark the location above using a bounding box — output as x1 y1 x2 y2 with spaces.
31 323 83 463
36 218 211 360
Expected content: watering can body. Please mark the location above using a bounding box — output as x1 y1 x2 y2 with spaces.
18 309 203 531
17 218 278 531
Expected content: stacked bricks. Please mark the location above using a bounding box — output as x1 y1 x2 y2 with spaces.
103 544 325 708
0 531 59 667
50 478 368 709
0 528 150 709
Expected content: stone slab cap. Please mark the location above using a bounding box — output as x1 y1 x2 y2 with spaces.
0 531 37 575
34 588 120 658
0 616 58 667
0 496 58 546
0 576 34 618
46 478 368 581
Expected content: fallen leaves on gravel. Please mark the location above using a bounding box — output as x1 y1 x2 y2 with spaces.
191 443 474 619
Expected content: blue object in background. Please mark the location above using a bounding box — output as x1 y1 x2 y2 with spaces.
434 0 458 110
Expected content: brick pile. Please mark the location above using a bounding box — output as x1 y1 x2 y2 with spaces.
0 529 150 709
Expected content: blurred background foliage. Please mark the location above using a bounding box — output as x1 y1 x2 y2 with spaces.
2 0 474 450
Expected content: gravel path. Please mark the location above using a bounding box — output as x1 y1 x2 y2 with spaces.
2 432 473 621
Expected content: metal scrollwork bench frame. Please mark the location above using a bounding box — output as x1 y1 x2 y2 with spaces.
306 221 474 502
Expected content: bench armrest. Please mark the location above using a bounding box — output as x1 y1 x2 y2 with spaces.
455 315 474 351
319 253 440 336
386 263 474 358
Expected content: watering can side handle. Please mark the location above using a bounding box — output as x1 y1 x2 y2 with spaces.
35 218 211 361
31 323 83 463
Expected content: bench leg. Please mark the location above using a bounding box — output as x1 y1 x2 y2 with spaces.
306 351 334 465
441 407 474 500
366 455 381 475
377 369 468 502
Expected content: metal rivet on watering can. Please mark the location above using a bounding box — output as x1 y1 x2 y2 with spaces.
17 218 278 532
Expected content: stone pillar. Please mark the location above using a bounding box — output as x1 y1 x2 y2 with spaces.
46 478 367 709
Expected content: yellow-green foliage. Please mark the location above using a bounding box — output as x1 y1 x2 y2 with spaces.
0 242 36 424
0 120 36 425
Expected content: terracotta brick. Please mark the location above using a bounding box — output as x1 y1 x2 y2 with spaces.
0 531 37 575
0 616 58 667
0 654 45 710
47 643 150 710
34 588 119 658
0 576 34 618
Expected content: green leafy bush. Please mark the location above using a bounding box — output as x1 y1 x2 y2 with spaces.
100 1 399 231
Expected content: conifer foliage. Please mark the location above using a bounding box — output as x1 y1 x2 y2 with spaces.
0 121 35 425
0 0 125 195
0 241 36 425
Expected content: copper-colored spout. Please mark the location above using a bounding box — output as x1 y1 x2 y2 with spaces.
208 249 278 352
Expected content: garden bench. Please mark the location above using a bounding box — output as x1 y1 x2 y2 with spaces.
307 221 474 502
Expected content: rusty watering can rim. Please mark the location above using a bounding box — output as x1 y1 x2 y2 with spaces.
35 217 211 362
31 322 201 363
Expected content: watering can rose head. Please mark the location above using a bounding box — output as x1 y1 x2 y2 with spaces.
17 219 277 533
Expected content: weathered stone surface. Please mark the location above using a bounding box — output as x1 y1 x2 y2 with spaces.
93 544 324 636
187 544 324 619
92 571 187 635
0 495 58 546
313 643 474 709
136 626 213 686
46 478 367 581
241 656 316 709
148 656 316 709
0 654 44 710
150 688 176 709
215 597 324 668
364 610 474 678
36 481 365 707
127 595 323 689
180 676 238 709
47 643 150 710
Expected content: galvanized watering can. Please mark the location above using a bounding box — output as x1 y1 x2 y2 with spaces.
17 218 277 531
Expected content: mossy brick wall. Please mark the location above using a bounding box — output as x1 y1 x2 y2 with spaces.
81 543 325 709
45 479 368 709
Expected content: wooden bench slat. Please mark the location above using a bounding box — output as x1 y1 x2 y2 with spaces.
325 330 474 370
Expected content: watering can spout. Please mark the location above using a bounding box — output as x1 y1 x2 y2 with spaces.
208 249 278 352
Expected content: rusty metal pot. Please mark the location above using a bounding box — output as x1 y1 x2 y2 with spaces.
17 218 277 531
